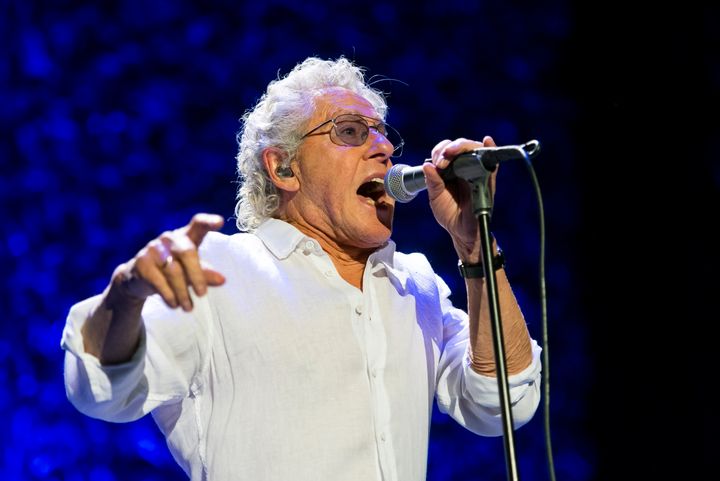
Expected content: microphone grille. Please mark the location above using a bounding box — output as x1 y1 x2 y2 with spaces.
384 164 417 203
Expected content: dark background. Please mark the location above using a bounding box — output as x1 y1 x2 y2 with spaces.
2 1 718 480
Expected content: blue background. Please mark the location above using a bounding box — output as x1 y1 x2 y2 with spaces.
2 1 718 480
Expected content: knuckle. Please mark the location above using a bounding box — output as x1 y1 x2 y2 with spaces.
190 213 209 229
432 140 450 154
147 242 166 257
135 246 150 261
176 242 199 254
134 255 153 270
159 230 175 242
165 259 184 275
171 245 198 262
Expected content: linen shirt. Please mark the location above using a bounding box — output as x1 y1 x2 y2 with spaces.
62 218 542 481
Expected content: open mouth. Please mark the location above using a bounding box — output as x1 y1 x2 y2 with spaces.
356 178 387 206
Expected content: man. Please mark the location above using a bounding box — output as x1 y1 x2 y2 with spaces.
61 57 541 481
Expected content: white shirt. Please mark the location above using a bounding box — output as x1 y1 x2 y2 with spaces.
62 218 541 481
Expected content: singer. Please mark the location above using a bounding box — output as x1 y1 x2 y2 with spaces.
61 57 541 481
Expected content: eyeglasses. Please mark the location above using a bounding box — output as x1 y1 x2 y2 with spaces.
301 113 404 157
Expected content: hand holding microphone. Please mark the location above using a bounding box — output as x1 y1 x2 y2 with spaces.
384 139 540 202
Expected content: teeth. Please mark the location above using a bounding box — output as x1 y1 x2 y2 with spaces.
358 177 387 207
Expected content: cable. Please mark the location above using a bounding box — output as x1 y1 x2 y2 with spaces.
522 153 556 481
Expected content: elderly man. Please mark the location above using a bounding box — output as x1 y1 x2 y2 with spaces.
62 57 541 481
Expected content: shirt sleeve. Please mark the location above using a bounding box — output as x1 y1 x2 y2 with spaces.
433 274 542 436
60 291 214 423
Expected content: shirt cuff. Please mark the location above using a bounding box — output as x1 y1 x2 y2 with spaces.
462 339 542 407
61 295 147 403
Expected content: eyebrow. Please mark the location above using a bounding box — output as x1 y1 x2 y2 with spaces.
331 111 384 122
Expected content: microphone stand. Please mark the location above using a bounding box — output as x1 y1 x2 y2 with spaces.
387 140 541 480
466 164 520 481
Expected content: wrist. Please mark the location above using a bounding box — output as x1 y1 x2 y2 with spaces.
107 263 150 309
452 237 481 264
458 247 505 279
452 232 498 264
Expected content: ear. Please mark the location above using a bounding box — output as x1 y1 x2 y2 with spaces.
262 147 299 193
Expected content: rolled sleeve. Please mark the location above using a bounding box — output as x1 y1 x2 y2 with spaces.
61 295 149 420
60 293 210 422
462 339 542 427
434 273 542 437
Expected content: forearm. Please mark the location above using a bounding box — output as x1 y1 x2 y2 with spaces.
424 135 534 378
81 266 146 365
456 236 532 376
465 269 533 376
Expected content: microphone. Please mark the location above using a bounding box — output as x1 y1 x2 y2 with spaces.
384 140 541 202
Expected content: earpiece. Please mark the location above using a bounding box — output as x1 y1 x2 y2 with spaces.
275 166 294 178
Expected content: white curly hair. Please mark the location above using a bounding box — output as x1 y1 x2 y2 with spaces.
234 57 388 232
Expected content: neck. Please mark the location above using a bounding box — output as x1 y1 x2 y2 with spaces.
286 219 371 290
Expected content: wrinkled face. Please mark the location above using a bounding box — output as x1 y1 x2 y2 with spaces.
288 88 396 250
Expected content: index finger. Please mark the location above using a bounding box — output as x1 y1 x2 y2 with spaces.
184 213 225 246
439 138 485 160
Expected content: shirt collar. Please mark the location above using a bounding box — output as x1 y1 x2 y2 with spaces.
254 218 409 289
254 218 308 260
368 239 410 290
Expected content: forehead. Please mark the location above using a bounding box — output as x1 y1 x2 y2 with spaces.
312 87 380 121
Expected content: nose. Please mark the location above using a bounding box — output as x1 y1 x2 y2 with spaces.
368 128 394 159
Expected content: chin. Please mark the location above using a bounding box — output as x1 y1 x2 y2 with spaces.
360 223 392 249
345 205 394 248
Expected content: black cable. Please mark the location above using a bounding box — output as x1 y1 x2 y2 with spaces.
522 153 556 481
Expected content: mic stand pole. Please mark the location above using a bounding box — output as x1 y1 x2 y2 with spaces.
467 167 520 481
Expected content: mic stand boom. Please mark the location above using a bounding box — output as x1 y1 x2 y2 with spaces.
463 158 520 481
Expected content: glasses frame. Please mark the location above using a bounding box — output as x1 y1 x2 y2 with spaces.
300 113 404 156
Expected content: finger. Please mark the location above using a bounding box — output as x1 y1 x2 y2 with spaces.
440 137 485 160
177 248 210 297
201 261 226 287
431 139 452 159
146 238 171 265
160 213 225 298
159 229 209 296
185 213 224 247
431 139 452 169
163 257 193 311
131 255 178 308
482 136 499 192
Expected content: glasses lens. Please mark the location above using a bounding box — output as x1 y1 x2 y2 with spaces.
332 116 367 146
332 115 404 157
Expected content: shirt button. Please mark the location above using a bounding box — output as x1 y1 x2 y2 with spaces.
355 305 363 315
371 368 377 378
380 433 386 442
324 270 333 277
305 240 314 250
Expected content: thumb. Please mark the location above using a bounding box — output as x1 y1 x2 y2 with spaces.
185 213 225 246
422 163 445 199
